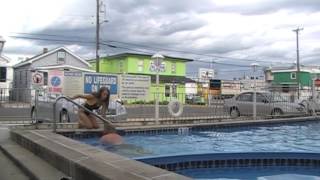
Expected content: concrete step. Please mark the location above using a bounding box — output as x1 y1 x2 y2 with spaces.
0 140 69 180
0 149 29 180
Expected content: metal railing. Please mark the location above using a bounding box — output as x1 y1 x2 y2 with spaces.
53 96 115 132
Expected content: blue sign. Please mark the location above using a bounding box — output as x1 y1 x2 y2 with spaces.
51 76 61 87
84 74 118 94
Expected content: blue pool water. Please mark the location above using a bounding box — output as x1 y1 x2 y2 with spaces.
76 121 320 158
177 166 320 180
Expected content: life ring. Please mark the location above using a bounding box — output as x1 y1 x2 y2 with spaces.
168 100 183 117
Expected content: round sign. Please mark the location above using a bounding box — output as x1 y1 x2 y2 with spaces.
51 76 61 87
32 73 43 84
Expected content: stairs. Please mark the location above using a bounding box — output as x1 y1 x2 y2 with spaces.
0 140 68 180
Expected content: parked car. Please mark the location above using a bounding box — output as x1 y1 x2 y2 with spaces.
300 93 320 114
31 92 127 123
224 91 305 118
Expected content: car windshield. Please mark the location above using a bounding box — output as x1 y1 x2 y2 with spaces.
262 93 287 102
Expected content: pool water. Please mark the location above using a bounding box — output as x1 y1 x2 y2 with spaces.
177 166 320 180
76 121 320 158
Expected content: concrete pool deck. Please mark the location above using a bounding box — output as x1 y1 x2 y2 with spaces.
3 129 191 180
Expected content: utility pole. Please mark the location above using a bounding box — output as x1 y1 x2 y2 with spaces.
293 27 303 99
96 0 100 72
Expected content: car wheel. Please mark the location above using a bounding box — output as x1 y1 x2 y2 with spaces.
271 108 283 117
59 110 70 123
230 107 240 118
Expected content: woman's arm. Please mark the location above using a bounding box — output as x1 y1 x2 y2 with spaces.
70 94 94 100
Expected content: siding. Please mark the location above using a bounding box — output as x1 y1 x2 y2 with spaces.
31 51 89 69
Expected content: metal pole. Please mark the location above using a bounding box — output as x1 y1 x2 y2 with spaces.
312 77 316 116
253 65 257 120
96 0 100 72
34 89 38 124
293 27 303 100
155 58 159 124
53 101 57 132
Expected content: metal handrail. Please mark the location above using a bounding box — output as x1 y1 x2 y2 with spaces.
53 96 115 132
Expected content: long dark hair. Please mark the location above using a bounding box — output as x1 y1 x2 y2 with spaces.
92 87 110 109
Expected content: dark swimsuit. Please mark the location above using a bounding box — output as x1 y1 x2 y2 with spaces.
83 103 101 115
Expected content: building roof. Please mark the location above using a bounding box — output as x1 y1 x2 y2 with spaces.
266 65 320 74
32 64 95 72
14 46 91 68
0 55 10 63
88 52 194 62
150 75 195 84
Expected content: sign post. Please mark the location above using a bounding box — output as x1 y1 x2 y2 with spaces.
151 53 164 124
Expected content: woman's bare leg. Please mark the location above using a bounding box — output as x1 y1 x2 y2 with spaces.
78 110 93 129
88 115 99 129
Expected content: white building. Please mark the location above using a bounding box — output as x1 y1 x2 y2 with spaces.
0 36 13 100
13 46 93 102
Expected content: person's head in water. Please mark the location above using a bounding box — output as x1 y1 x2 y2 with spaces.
93 87 110 108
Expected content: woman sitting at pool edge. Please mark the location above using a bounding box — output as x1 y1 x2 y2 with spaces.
70 87 111 129
70 87 123 145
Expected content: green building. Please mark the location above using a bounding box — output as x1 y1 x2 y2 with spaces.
265 67 320 92
89 53 194 103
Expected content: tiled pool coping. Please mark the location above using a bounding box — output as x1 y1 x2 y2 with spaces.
10 130 191 180
136 152 320 172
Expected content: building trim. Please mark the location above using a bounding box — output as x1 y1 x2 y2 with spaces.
32 65 95 72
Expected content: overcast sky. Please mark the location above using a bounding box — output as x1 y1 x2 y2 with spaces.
1 0 320 79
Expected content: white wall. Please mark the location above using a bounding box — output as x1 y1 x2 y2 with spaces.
185 83 197 95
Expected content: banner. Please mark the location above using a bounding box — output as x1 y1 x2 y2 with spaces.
63 71 83 96
48 70 64 94
84 74 117 94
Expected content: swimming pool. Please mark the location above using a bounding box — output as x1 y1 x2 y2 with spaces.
71 120 320 179
177 166 320 180
74 120 320 158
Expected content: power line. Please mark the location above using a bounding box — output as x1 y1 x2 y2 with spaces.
11 32 272 63
103 40 272 63
9 35 96 45
10 35 264 68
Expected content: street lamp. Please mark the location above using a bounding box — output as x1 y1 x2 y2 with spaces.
251 63 259 120
0 36 6 55
151 53 164 124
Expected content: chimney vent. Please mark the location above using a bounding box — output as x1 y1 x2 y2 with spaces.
43 48 48 54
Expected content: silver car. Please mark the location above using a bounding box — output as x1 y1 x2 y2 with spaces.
224 91 305 118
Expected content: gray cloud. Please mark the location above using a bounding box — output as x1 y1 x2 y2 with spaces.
5 0 320 79
215 0 320 15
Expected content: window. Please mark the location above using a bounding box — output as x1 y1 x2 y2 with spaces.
165 85 170 97
236 93 253 102
43 72 48 85
57 51 66 64
172 84 177 97
171 62 176 74
19 71 22 84
119 60 124 73
291 72 296 79
138 60 144 72
0 67 6 82
256 93 267 103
